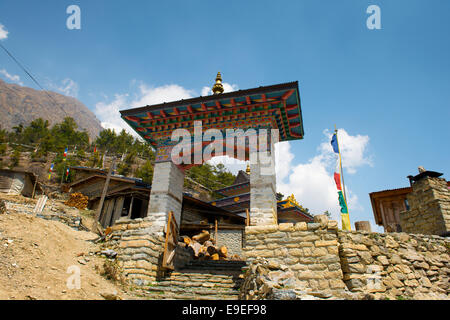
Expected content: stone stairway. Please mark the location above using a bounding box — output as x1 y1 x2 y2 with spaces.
135 260 246 300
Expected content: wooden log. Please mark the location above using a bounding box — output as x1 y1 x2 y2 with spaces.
206 245 217 256
181 236 192 246
204 240 214 247
192 230 210 244
211 253 219 261
190 242 202 257
219 246 228 258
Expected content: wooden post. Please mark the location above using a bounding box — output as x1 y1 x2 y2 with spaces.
31 176 38 199
215 219 218 243
92 157 115 232
127 196 134 219
246 209 250 226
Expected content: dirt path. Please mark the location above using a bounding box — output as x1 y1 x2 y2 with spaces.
0 212 134 300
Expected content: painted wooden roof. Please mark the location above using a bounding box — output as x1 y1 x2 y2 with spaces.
120 81 304 149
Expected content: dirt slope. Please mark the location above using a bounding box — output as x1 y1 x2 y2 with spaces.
0 212 131 300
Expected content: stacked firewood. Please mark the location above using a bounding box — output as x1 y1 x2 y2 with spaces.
180 230 229 261
64 192 89 210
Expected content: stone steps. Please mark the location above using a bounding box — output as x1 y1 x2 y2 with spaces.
135 262 246 300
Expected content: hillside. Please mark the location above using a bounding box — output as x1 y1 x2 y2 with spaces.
0 79 102 140
0 195 135 300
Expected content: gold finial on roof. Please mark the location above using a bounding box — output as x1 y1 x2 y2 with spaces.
212 72 224 95
281 194 300 208
288 194 300 206
246 163 250 174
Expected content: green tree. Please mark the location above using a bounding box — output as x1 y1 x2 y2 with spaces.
21 118 50 145
9 149 21 169
116 151 136 176
135 160 154 184
185 163 236 196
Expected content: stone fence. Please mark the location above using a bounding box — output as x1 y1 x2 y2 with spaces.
107 215 449 299
241 216 449 299
242 219 347 298
338 230 449 299
110 217 164 285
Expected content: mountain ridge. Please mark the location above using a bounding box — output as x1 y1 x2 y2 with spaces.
0 79 103 140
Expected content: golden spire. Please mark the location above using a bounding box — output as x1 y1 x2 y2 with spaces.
280 194 300 208
212 72 224 95
246 163 250 174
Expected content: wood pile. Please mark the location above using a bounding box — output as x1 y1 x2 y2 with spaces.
64 192 89 210
180 230 233 261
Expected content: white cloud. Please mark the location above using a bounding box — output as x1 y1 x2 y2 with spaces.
207 155 246 175
54 78 79 97
275 129 372 227
0 24 8 40
317 129 373 174
0 69 23 85
94 83 194 136
94 93 130 134
131 84 195 108
94 81 239 136
201 82 239 96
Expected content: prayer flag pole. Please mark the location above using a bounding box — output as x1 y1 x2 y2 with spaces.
332 125 351 230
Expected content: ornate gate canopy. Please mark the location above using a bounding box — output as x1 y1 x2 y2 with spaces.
120 79 304 164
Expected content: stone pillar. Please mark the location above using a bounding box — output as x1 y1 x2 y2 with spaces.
147 160 185 236
400 173 450 236
355 221 371 232
249 147 277 226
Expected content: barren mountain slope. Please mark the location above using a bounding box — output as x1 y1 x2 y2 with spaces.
0 79 102 140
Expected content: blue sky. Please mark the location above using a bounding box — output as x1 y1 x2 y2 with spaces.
1 0 449 231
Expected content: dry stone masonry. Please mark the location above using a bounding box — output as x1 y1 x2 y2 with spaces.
108 213 449 300
110 217 164 285
400 176 450 236
241 215 449 300
338 231 449 299
241 216 348 299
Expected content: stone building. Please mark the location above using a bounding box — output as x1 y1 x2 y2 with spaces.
400 169 450 236
370 168 450 236
211 165 313 224
68 168 246 255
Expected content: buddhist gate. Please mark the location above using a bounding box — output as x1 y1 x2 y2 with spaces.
120 73 305 236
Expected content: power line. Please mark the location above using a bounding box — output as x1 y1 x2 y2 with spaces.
0 42 68 116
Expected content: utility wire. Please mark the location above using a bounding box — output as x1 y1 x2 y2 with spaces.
0 42 68 116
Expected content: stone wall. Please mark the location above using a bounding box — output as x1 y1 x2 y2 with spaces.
109 214 449 299
216 228 244 257
241 215 450 300
242 219 348 298
338 231 449 299
400 176 450 236
110 217 164 285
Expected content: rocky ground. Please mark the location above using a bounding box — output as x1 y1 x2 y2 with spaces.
0 194 136 300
